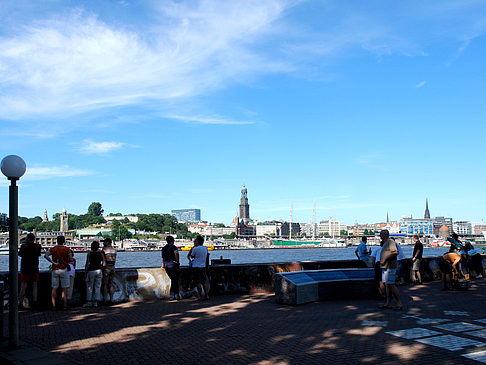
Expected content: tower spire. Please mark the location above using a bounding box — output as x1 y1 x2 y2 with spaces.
386 211 389 223
424 198 430 219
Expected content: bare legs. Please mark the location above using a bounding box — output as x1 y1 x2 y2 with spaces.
384 284 402 308
51 287 68 308
19 282 38 307
414 270 422 284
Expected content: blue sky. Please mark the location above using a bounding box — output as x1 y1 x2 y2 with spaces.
0 0 485 225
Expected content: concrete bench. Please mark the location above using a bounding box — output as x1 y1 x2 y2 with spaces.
275 268 375 305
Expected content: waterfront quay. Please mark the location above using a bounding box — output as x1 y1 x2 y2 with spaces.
2 280 486 364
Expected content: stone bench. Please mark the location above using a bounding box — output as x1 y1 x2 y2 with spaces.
275 268 376 305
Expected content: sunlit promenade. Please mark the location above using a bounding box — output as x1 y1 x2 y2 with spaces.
2 280 486 364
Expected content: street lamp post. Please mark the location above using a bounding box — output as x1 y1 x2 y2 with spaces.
1 155 26 349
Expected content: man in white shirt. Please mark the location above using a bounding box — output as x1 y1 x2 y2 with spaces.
188 235 209 300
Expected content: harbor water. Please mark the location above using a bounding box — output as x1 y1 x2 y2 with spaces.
0 246 449 272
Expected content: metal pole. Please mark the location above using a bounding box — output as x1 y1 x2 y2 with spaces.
8 178 19 348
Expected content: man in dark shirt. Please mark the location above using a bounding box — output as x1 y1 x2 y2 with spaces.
162 235 180 300
18 233 42 309
412 235 423 284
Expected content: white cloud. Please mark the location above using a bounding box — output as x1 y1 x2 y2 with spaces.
167 115 255 125
24 165 95 180
0 2 293 120
77 139 126 154
416 80 427 88
1 0 486 130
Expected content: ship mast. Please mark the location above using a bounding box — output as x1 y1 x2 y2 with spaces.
312 200 316 241
289 201 293 240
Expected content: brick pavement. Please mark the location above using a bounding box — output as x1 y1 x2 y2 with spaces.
3 280 486 364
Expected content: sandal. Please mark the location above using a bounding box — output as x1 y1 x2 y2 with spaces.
379 305 392 309
393 306 403 311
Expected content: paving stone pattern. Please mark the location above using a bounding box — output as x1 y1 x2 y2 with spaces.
3 280 486 364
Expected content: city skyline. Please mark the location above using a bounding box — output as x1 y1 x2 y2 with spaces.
1 1 485 224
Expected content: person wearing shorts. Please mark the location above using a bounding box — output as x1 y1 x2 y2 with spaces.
188 235 209 300
379 230 403 310
412 235 423 284
18 233 42 309
45 235 72 309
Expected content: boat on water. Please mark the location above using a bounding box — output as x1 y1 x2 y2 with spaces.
272 239 346 248
180 244 215 251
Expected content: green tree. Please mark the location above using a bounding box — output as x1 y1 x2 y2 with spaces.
88 202 104 216
340 230 348 236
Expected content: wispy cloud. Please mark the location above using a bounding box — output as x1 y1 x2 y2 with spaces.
1 0 486 132
167 115 255 125
356 153 387 171
24 165 95 180
0 2 292 121
76 139 126 154
416 80 427 88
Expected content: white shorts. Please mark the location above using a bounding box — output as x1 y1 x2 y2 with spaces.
51 268 70 288
382 268 397 285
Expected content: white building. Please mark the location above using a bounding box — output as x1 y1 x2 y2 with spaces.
300 223 318 238
318 220 346 237
453 221 473 236
188 223 236 236
256 224 279 237
104 215 139 223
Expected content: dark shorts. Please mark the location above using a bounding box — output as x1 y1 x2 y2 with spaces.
19 273 40 282
192 267 207 285
103 266 116 286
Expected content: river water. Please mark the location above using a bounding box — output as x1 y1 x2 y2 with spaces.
0 246 449 272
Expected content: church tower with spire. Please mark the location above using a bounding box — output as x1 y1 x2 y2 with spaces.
60 208 69 232
424 198 430 219
239 185 250 224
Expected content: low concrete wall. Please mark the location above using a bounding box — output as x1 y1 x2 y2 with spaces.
1 256 483 308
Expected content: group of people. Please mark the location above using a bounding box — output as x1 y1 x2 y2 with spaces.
355 230 485 309
161 235 210 301
439 233 484 290
355 231 425 310
18 233 117 310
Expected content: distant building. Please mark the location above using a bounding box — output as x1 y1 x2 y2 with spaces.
318 220 346 237
439 224 450 238
300 222 318 238
424 198 430 219
76 228 113 240
42 209 49 222
256 223 280 237
34 231 75 247
104 215 139 223
453 221 472 236
280 222 301 238
399 218 434 235
239 185 250 224
432 217 453 236
60 209 69 232
472 223 486 235
187 223 236 236
171 209 201 223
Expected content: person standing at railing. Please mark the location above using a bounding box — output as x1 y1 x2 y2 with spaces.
102 238 117 305
44 235 73 309
84 241 105 308
18 233 42 309
355 236 372 267
162 235 180 300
